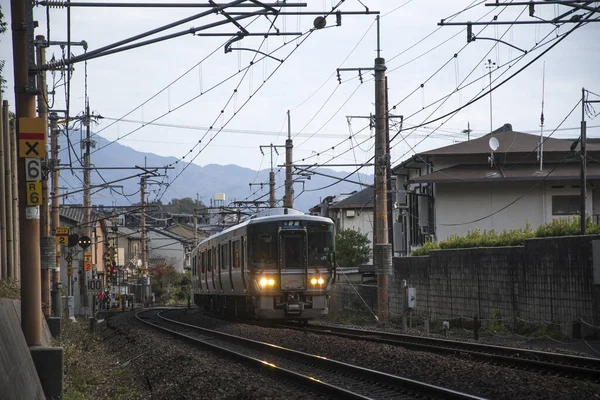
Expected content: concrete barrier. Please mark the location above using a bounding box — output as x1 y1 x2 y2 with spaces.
0 298 45 400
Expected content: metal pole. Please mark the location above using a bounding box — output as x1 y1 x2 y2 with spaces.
581 87 587 235
37 35 51 316
284 110 293 208
374 15 390 324
11 0 42 345
83 103 91 316
0 99 7 279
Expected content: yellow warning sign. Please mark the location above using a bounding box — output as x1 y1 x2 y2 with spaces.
18 118 46 158
26 182 42 206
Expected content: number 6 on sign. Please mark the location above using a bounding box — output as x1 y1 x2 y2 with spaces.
25 158 42 181
26 182 42 206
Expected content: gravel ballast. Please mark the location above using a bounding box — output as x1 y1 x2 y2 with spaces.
97 311 328 400
162 308 600 400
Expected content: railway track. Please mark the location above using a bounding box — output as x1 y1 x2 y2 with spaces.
277 322 600 381
135 308 484 400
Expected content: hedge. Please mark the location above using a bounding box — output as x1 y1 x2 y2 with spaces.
411 217 600 256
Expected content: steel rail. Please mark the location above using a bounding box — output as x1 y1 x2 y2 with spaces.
134 309 484 400
279 323 600 380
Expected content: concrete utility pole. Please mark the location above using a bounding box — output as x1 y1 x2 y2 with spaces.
284 110 294 209
0 99 7 279
373 32 391 324
50 114 60 315
194 193 199 248
10 118 19 281
82 102 92 316
37 35 53 316
581 88 587 235
11 0 42 345
140 176 147 272
336 16 392 323
259 144 280 208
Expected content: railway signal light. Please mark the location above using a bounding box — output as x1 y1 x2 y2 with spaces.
78 235 91 249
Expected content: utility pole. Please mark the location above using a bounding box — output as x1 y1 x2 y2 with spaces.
11 0 42 345
284 110 294 209
140 176 147 274
82 102 92 316
259 144 280 208
10 117 20 281
194 193 199 248
0 100 7 279
581 88 587 235
373 34 391 325
336 15 391 323
50 113 60 315
37 35 53 316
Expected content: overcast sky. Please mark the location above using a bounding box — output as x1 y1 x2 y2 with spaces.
1 0 599 180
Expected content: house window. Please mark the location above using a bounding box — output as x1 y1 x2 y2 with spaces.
552 195 580 215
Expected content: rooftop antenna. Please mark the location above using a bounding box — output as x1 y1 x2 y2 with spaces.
485 59 496 134
462 121 472 141
489 136 500 167
538 62 546 171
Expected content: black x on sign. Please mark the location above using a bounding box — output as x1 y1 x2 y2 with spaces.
19 117 46 159
19 137 46 159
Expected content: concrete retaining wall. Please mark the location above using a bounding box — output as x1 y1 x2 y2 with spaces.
330 236 600 336
0 299 45 400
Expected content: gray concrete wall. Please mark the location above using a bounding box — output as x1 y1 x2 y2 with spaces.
389 236 600 335
0 299 45 400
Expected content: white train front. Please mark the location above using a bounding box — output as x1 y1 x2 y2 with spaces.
191 208 336 320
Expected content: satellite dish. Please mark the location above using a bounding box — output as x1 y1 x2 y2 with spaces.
489 136 500 152
313 16 327 29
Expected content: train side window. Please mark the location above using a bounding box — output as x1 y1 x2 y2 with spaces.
221 243 229 270
201 251 206 273
207 248 212 272
232 240 240 268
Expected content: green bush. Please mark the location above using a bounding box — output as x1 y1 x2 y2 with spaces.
411 240 440 256
410 217 600 255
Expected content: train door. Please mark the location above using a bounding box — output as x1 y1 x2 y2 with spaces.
241 236 247 292
228 240 234 292
208 248 214 292
278 229 308 291
220 242 231 293
201 250 208 292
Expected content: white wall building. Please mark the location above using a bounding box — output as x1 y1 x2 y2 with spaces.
392 124 600 254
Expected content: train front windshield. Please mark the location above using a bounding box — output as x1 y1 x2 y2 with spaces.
307 222 334 266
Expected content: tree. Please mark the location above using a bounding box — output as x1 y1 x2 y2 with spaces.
0 4 8 94
335 228 371 268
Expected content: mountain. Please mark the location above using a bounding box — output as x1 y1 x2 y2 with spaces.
58 131 374 213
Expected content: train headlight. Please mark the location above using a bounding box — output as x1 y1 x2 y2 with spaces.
259 277 268 287
310 278 318 285
317 277 324 285
267 278 275 286
310 277 325 285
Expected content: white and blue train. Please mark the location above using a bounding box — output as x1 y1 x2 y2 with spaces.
190 208 336 320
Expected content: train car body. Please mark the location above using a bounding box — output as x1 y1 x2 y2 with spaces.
191 208 335 320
